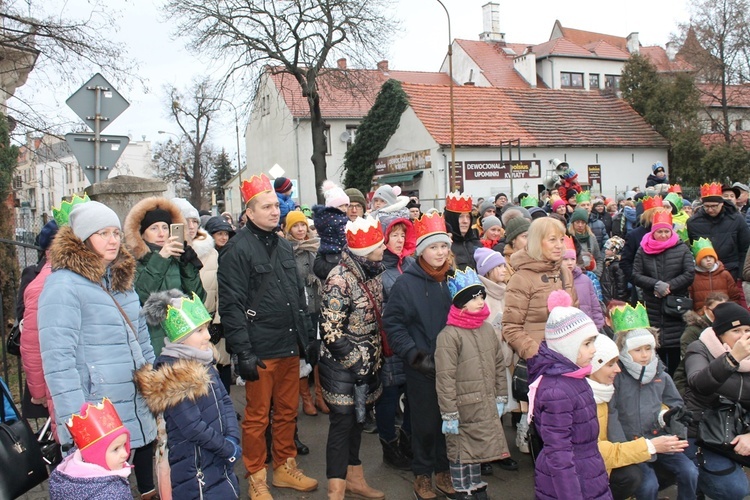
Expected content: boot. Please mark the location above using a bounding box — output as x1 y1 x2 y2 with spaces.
435 471 456 499
413 475 437 500
295 427 310 455
473 485 489 500
249 468 274 500
345 464 385 499
516 413 530 454
328 478 346 500
300 377 317 416
272 457 318 492
363 409 377 434
314 366 330 414
380 437 411 471
398 426 413 460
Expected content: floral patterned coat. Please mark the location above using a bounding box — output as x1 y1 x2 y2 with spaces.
319 251 384 413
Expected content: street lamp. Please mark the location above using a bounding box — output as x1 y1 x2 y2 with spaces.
435 0 456 193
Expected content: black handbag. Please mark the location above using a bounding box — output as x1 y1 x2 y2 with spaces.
512 359 529 402
696 397 750 467
5 321 21 357
662 295 693 317
0 380 49 498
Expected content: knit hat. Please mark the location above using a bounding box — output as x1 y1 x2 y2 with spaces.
171 197 199 221
447 267 486 308
500 205 531 225
591 335 619 374
274 177 293 194
652 161 665 173
604 236 625 254
66 399 131 470
321 180 350 208
528 207 547 220
478 199 496 218
69 201 121 242
345 188 367 208
545 290 599 364
504 217 530 244
569 208 588 224
38 220 59 251
481 216 501 231
139 208 173 234
712 302 750 337
619 328 656 355
284 210 309 234
414 212 451 257
552 199 567 212
204 216 235 237
373 184 400 207
474 247 505 277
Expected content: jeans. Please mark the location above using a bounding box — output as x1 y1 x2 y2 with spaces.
686 438 750 500
635 451 697 500
375 383 410 442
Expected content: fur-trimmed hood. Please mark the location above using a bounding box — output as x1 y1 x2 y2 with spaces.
123 197 187 260
683 309 711 329
48 225 136 293
133 358 211 414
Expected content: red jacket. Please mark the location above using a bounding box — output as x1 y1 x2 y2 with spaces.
689 261 742 312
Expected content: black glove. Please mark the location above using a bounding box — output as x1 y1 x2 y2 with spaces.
305 341 319 367
237 350 267 382
663 406 692 439
180 244 203 270
410 351 436 378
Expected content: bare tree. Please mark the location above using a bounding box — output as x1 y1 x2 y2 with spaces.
164 0 398 202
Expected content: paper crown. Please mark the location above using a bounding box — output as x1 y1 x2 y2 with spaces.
240 173 273 204
664 192 683 212
641 195 663 212
163 292 212 342
701 183 723 198
575 191 591 204
447 267 483 300
66 398 125 451
668 184 682 194
414 212 448 243
610 303 650 333
564 235 576 252
691 237 717 261
345 216 384 256
520 197 538 208
52 194 90 227
652 209 673 228
445 191 472 213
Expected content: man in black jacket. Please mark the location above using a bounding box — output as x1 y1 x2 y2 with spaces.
218 175 318 499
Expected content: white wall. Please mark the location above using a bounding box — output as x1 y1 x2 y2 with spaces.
442 42 493 87
537 57 624 90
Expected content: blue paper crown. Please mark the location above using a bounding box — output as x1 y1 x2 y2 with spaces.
447 267 482 300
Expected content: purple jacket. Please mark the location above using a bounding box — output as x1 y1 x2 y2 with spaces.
528 343 612 500
572 267 605 330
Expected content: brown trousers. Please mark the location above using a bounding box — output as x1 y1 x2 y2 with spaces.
242 356 299 473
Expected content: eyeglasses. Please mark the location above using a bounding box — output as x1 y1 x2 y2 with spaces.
703 203 722 210
93 229 122 241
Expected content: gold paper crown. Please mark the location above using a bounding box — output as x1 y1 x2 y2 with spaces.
240 173 273 205
52 194 90 226
610 303 650 333
163 292 212 342
66 398 124 451
445 191 473 213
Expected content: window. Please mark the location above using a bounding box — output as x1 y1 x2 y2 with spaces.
560 72 584 88
48 168 54 188
12 175 21 189
260 94 271 116
589 74 600 89
323 125 331 156
39 169 43 188
736 119 744 131
605 74 621 90
345 125 358 150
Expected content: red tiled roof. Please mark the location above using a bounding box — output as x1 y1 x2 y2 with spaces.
453 39 531 88
639 46 693 73
584 41 631 60
558 26 629 52
697 83 750 108
534 38 595 58
400 82 669 149
701 131 750 148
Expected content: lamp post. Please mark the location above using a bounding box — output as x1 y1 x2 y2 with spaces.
205 96 243 214
435 0 456 193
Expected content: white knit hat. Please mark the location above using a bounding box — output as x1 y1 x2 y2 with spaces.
619 328 656 355
171 197 199 221
322 180 350 208
373 184 400 206
591 335 619 374
545 290 599 364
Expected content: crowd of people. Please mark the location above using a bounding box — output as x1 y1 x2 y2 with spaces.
11 163 750 500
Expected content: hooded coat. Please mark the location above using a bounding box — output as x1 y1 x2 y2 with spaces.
312 205 348 280
600 256 629 304
124 197 206 355
38 226 157 449
688 201 750 280
689 261 741 312
134 357 240 499
444 209 481 270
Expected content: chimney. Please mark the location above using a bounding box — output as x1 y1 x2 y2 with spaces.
479 2 505 43
377 60 389 73
666 41 677 61
337 58 347 70
626 32 640 54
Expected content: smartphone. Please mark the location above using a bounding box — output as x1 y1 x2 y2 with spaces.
170 223 185 242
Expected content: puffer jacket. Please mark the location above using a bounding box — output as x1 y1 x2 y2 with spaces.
689 261 742 312
572 267 605 330
502 249 578 360
134 357 240 499
620 225 648 281
672 310 711 395
689 201 750 279
277 192 296 225
38 226 157 449
600 256 629 304
435 323 510 463
528 343 611 500
380 246 415 387
124 197 206 355
587 216 609 250
49 451 132 500
633 241 695 349
319 251 384 412
595 402 651 475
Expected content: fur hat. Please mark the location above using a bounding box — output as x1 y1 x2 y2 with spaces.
591 335 619 374
345 188 367 208
274 177 293 194
69 201 121 242
322 180 349 208
712 302 750 337
504 217 530 245
171 197 199 221
545 290 598 364
474 247 505 277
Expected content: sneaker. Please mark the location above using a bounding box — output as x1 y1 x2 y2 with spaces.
249 468 274 500
413 475 437 500
272 457 318 492
434 471 456 499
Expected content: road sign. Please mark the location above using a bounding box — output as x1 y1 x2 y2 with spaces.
65 133 130 184
66 73 130 132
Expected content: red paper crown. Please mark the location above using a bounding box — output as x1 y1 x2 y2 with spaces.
641 195 663 212
564 235 576 252
240 173 273 204
445 191 473 213
414 212 447 241
700 183 722 198
66 398 125 451
652 209 673 228
346 217 383 250
668 184 682 194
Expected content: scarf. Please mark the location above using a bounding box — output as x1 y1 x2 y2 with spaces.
640 231 679 255
346 249 384 278
446 303 491 329
419 256 451 282
699 327 750 373
573 231 590 244
481 238 499 249
528 363 592 423
161 339 215 365
619 351 659 384
586 378 615 404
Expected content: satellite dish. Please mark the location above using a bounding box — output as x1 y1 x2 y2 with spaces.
339 131 351 142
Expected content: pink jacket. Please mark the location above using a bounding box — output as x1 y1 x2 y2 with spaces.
21 264 52 399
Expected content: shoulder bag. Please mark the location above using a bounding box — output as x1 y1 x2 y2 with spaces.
5 320 21 357
662 295 693 318
696 396 750 467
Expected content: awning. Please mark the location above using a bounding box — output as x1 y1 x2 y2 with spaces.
377 170 423 184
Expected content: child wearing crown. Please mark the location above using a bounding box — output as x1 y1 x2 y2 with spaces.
688 238 742 312
435 267 513 499
135 290 240 499
49 398 133 499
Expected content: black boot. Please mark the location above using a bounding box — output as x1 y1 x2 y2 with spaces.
474 485 488 500
294 428 309 455
380 437 411 470
398 426 413 459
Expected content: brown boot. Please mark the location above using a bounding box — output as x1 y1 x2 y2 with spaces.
328 478 346 500
413 475 437 500
249 468 274 500
345 464 385 499
434 471 456 499
314 366 330 414
272 457 318 492
300 377 317 416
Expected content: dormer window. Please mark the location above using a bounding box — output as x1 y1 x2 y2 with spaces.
561 72 584 89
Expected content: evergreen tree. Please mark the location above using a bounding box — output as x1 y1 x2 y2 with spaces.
0 113 20 323
211 149 236 203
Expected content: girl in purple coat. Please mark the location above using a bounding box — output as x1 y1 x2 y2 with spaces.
528 290 612 500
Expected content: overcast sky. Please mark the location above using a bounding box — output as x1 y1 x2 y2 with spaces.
13 0 691 161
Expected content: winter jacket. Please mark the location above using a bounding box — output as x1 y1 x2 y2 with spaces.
444 209 481 270
620 225 648 281
38 226 157 449
688 201 750 280
124 197 206 355
380 248 414 387
689 262 741 312
591 208 613 236
672 311 711 395
600 257 629 304
528 343 612 500
49 451 132 500
319 251 384 412
277 192 296 225
15 256 46 320
645 173 668 188
571 267 605 330
135 357 240 499
595 402 651 475
288 233 322 315
502 249 578 360
218 223 311 359
588 216 609 250
193 230 218 314
435 323 510 463
21 263 52 401
478 275 514 369
633 241 695 349
571 231 604 277
611 360 683 440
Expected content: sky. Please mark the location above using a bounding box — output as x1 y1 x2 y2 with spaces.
13 0 692 163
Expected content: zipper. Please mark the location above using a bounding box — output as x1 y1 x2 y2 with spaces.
210 374 238 497
195 445 205 499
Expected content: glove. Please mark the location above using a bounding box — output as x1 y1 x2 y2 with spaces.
305 341 319 367
180 244 203 270
442 419 459 435
225 437 241 463
237 350 267 382
410 351 436 378
654 281 669 297
496 402 505 417
663 406 692 439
